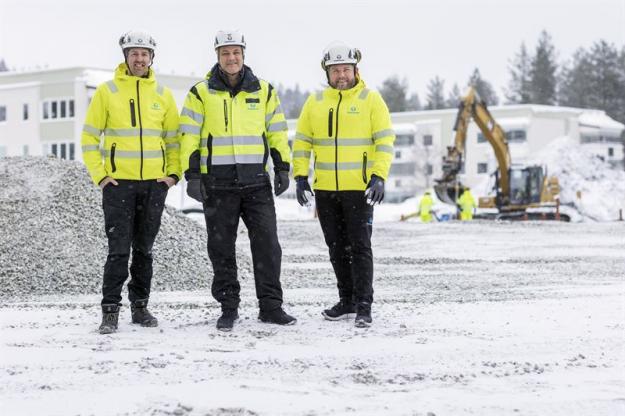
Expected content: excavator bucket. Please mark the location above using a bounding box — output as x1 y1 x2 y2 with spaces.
434 182 465 206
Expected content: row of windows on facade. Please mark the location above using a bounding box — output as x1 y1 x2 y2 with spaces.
397 130 527 148
0 142 75 160
0 99 75 122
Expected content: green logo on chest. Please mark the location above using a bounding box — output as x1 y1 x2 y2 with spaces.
151 102 161 110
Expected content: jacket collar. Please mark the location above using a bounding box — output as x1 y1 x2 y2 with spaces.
206 63 261 94
114 63 156 84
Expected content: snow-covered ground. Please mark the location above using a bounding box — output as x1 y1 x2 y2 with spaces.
2 219 624 416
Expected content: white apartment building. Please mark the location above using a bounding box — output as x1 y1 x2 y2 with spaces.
0 67 199 160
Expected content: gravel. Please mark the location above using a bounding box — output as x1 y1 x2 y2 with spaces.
0 156 252 298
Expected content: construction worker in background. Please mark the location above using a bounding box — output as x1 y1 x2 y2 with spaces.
179 30 296 331
293 42 395 328
81 30 181 334
457 187 477 220
419 191 434 223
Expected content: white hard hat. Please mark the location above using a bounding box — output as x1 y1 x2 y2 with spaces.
321 41 361 70
119 30 157 52
214 30 246 50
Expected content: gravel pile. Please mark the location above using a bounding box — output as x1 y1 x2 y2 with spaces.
0 156 251 298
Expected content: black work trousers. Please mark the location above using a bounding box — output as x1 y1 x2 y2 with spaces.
315 191 374 306
101 180 168 305
202 183 283 312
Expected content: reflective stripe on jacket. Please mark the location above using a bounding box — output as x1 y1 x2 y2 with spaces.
293 78 395 191
81 63 181 185
179 64 290 185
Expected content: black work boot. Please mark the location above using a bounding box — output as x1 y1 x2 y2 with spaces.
258 307 297 325
355 303 372 328
322 299 356 321
99 304 120 334
130 299 158 327
216 308 239 332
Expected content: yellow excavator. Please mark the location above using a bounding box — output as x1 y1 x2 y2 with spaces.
433 87 569 221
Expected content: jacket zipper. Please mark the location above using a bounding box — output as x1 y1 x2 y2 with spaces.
161 145 166 173
136 80 144 180
223 99 229 132
129 99 136 127
362 152 368 184
111 143 117 172
334 92 343 191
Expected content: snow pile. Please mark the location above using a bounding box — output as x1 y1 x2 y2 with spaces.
531 136 625 222
0 157 251 298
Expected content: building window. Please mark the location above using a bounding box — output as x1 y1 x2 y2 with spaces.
23 103 29 121
478 162 488 174
395 134 415 146
395 179 402 187
23 145 29 156
426 163 433 175
477 133 486 143
506 130 527 142
0 105 6 122
390 162 416 175
42 99 75 121
423 134 433 146
0 146 6 157
395 150 402 159
48 141 76 160
608 147 614 157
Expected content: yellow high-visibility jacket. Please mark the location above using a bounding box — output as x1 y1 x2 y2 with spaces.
81 63 181 185
419 194 434 223
293 78 395 191
179 64 291 185
457 190 476 220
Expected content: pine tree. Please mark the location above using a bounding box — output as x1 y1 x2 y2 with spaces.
587 40 623 121
468 68 499 105
379 75 408 112
277 84 309 119
425 76 446 110
446 83 462 108
559 48 594 109
529 30 558 104
505 43 532 104
406 92 422 111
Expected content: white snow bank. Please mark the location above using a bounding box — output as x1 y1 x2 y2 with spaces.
530 136 625 222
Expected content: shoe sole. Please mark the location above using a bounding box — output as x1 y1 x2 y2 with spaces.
99 327 117 334
321 312 356 321
355 319 372 328
131 320 158 327
258 318 297 325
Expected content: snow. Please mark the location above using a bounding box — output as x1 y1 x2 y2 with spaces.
579 110 625 133
1 220 624 415
530 136 625 222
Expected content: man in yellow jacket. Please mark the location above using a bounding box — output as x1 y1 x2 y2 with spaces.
81 31 180 334
179 30 295 331
293 42 395 328
457 187 477 220
419 191 434 223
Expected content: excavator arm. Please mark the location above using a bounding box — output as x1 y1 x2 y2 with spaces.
434 87 512 206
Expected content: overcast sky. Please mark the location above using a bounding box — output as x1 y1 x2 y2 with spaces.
1 0 623 100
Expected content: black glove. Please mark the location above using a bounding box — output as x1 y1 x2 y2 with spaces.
186 178 203 203
364 174 385 206
274 170 290 196
296 176 314 206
